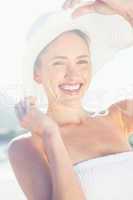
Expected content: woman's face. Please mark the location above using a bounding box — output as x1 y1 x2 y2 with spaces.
34 31 92 106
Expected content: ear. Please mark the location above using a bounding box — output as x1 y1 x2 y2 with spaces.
33 68 42 84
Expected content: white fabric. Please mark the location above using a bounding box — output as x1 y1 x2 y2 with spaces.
73 151 133 200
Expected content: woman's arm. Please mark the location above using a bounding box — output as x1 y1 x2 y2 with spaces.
8 135 52 200
12 97 86 200
43 133 86 200
111 99 133 136
8 134 86 200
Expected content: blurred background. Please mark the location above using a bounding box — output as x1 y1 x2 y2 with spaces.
0 0 133 199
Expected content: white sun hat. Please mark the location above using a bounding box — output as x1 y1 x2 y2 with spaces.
22 7 133 109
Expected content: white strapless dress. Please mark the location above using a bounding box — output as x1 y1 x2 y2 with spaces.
73 151 133 200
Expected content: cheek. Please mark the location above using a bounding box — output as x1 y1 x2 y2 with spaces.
81 67 92 88
81 65 92 78
51 69 65 82
42 68 65 89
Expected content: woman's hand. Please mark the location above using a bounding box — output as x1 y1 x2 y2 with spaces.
63 0 133 25
15 96 60 140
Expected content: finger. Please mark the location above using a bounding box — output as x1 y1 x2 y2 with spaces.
20 98 27 114
64 0 95 9
71 0 81 8
72 3 96 18
24 96 37 105
63 0 73 9
97 0 124 15
97 0 115 6
94 0 116 15
72 1 115 17
24 96 37 113
15 103 25 120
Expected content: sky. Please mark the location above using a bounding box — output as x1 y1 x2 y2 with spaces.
0 0 133 103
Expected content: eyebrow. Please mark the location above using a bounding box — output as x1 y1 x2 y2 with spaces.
52 55 89 60
52 56 67 60
77 55 89 59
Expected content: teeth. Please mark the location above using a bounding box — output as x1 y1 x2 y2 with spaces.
60 84 81 91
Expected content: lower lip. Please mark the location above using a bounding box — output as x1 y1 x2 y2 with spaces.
59 85 82 95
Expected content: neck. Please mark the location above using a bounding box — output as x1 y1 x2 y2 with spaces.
47 102 89 126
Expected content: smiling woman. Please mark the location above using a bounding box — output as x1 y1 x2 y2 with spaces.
33 30 92 110
22 7 133 110
8 2 133 200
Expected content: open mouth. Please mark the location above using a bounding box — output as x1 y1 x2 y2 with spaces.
59 83 83 95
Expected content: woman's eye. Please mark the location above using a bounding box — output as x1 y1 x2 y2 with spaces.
77 60 89 64
52 61 65 66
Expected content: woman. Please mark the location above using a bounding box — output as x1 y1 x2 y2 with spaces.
8 0 133 200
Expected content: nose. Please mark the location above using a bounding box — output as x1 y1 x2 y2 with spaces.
64 63 80 79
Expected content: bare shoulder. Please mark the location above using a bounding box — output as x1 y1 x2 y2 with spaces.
8 133 33 159
8 133 48 170
106 103 125 128
108 101 122 117
8 133 52 200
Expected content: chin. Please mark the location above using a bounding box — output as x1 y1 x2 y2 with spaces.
60 94 83 105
